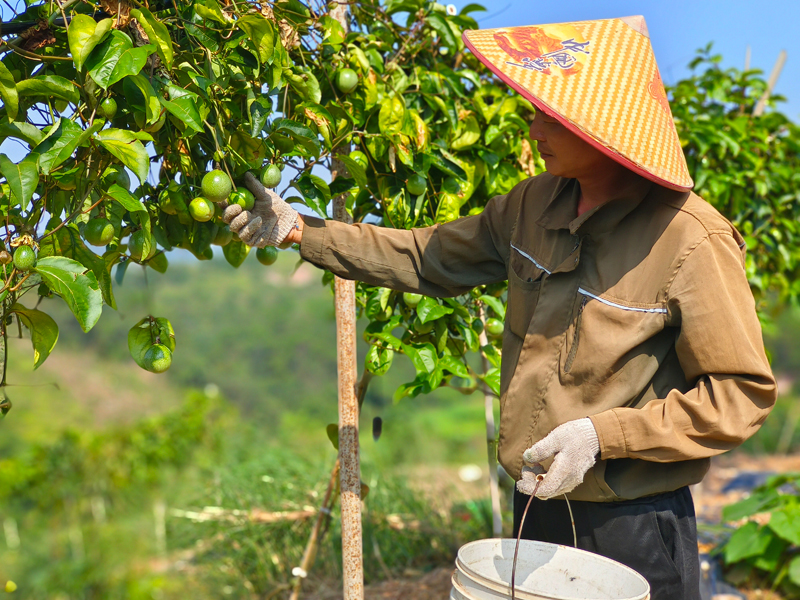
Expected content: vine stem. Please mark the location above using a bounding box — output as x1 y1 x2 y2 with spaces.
288 459 340 600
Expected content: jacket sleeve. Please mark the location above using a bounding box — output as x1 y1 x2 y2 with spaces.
298 189 521 297
590 231 777 462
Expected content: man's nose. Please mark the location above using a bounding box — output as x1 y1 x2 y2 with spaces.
529 120 545 142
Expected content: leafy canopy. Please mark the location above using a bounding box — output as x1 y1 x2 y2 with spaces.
0 3 795 414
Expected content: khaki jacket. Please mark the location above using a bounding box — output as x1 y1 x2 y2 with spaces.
300 173 776 501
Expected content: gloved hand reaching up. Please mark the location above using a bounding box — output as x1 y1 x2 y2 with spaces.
223 172 299 247
516 418 600 499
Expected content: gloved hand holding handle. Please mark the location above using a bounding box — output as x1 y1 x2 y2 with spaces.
223 171 301 247
516 417 600 499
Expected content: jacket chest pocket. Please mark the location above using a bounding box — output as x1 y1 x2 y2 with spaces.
505 250 545 339
560 292 668 386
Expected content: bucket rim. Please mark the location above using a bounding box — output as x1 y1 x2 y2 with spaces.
456 537 650 600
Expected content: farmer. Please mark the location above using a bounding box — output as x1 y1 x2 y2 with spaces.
224 16 776 600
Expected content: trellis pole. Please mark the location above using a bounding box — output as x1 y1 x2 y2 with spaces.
328 2 363 599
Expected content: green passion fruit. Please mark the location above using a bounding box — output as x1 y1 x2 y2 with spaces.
406 174 427 196
12 245 36 271
213 225 234 246
228 188 255 211
485 318 504 337
403 292 422 307
189 197 215 222
260 164 282 189
336 68 359 94
84 217 115 246
143 344 172 373
129 230 155 261
202 169 232 202
256 246 278 266
98 97 117 120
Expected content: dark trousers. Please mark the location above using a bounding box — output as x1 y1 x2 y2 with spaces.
513 486 701 600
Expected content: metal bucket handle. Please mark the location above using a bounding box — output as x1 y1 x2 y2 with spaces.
511 474 542 600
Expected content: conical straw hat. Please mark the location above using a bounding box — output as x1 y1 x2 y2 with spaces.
463 16 693 191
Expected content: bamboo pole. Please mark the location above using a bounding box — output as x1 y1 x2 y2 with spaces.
753 49 787 116
328 3 363 599
478 306 503 537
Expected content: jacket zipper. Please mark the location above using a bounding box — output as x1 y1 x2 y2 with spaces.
564 295 587 374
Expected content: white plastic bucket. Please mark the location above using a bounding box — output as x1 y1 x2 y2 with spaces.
453 538 650 600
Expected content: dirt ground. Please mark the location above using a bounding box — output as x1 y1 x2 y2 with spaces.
306 567 454 600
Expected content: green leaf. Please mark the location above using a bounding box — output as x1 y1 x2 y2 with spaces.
283 67 321 104
768 504 800 545
130 7 174 68
722 488 781 521
292 172 330 217
38 225 116 309
125 74 161 123
0 61 18 120
238 15 275 64
222 239 250 268
127 317 151 368
185 22 219 52
482 367 501 396
0 153 38 211
724 521 774 564
34 256 103 332
86 30 155 89
392 374 425 402
249 97 271 137
160 95 203 133
0 120 44 146
337 155 368 189
228 129 267 171
401 342 438 375
480 295 506 320
105 183 146 213
379 94 406 135
451 114 481 151
326 423 339 450
416 296 454 324
440 354 469 378
753 535 787 572
481 344 502 368
384 0 424 15
17 76 79 105
10 304 58 369
320 15 345 46
194 0 228 24
67 15 114 71
95 129 150 183
300 102 334 148
460 3 487 15
426 12 458 51
32 118 83 175
789 555 800 586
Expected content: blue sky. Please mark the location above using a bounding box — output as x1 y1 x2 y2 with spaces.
451 0 799 120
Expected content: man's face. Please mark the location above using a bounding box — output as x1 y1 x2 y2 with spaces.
528 109 615 179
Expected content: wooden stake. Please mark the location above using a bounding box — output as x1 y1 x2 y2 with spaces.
328 3 363 599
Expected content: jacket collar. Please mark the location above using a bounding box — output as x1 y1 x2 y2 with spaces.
536 177 654 236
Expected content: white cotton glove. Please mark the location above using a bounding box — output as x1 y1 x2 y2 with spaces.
517 418 600 499
222 171 298 248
